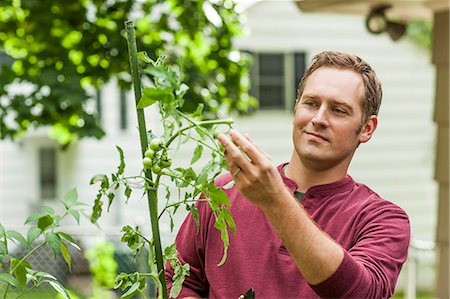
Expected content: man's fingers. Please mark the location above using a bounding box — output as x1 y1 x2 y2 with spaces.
217 132 253 171
229 129 265 165
244 133 271 160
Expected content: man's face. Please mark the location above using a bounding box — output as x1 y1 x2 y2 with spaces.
293 66 376 170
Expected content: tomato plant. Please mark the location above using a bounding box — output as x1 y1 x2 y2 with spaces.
0 189 89 299
89 21 236 299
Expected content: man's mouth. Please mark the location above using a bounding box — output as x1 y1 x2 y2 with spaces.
304 131 329 142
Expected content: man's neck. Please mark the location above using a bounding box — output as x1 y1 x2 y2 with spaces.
285 154 350 193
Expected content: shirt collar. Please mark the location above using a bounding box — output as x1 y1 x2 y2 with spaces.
277 163 356 198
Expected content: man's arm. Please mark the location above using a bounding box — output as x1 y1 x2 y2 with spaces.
217 129 343 285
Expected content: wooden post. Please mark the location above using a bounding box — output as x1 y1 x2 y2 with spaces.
432 9 450 299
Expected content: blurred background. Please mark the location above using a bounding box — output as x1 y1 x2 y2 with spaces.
0 0 448 298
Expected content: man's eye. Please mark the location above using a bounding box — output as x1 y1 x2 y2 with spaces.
304 101 316 107
332 108 347 114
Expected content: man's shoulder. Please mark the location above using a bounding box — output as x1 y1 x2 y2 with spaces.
352 181 409 217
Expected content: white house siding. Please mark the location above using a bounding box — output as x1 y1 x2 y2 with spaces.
0 0 437 292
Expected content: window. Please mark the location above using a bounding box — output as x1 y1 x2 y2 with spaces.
248 52 306 110
39 148 57 199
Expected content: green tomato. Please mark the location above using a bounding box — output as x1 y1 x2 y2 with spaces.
150 138 163 152
160 156 172 168
152 164 162 174
143 157 153 169
144 149 155 158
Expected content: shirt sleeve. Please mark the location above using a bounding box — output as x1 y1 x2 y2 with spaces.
165 201 211 298
310 202 411 299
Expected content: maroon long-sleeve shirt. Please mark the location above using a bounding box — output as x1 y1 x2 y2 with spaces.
165 164 410 298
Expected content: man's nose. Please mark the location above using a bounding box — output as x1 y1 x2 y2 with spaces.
311 107 329 128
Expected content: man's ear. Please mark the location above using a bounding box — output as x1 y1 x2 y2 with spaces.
358 115 378 144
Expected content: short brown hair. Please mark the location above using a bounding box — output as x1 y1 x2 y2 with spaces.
297 51 382 127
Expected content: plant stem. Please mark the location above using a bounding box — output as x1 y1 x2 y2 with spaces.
165 118 233 149
125 20 168 299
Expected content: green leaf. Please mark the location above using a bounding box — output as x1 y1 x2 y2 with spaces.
124 186 132 201
68 209 80 225
64 188 78 205
219 208 236 233
121 281 140 299
6 230 28 248
48 280 70 299
57 232 80 250
137 51 152 63
209 186 231 206
91 193 103 223
0 224 5 238
116 146 125 175
10 258 30 289
60 242 72 271
107 192 115 211
27 227 42 245
137 87 175 109
175 83 189 98
90 174 109 188
191 144 203 165
40 205 55 215
37 215 54 230
0 241 8 262
0 273 19 288
45 232 62 256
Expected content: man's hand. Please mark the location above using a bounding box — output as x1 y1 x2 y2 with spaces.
217 129 289 209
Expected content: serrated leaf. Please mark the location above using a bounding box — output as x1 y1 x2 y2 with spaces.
64 188 78 205
27 227 42 245
6 230 28 248
121 281 140 298
209 186 231 206
90 174 108 187
60 242 72 272
116 146 125 175
37 215 54 230
48 280 70 299
0 273 19 288
191 144 203 165
137 87 175 109
45 232 61 256
91 193 103 223
220 208 236 233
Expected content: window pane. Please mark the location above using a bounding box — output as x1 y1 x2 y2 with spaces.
294 53 306 97
259 54 284 76
259 85 284 108
40 148 57 199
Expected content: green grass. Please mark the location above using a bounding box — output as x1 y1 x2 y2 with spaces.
392 290 434 299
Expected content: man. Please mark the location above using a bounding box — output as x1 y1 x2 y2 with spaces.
165 51 410 298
